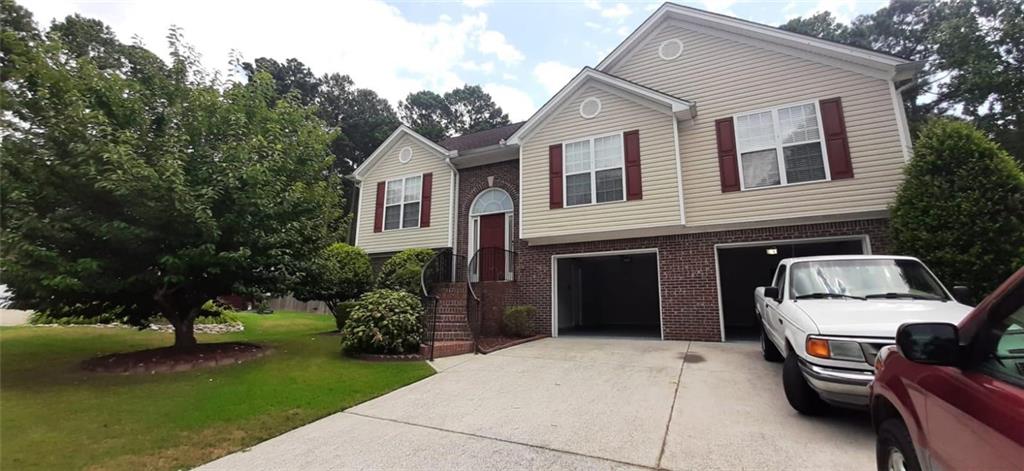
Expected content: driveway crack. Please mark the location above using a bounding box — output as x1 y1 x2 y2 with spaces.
656 341 690 469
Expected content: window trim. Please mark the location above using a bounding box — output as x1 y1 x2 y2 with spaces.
561 131 627 208
383 174 422 231
732 100 832 192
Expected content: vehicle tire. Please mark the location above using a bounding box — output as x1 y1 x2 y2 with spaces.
876 419 921 471
783 353 826 415
761 324 783 362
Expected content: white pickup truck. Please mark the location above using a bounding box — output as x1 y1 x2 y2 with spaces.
754 255 973 414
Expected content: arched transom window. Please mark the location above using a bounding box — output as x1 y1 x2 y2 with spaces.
470 188 513 216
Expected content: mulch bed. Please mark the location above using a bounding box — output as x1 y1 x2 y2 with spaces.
81 342 268 374
477 335 545 354
349 352 424 362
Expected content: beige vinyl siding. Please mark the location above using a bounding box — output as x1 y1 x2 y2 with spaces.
610 20 907 226
355 134 452 254
520 84 680 239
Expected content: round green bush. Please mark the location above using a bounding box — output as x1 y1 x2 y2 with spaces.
376 248 436 295
503 305 535 337
341 289 423 354
293 242 373 317
890 119 1024 302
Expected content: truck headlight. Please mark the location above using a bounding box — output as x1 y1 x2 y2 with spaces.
806 336 865 362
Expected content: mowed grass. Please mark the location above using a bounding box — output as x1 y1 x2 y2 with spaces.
0 312 434 471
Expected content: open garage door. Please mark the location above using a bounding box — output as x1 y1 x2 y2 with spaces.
716 237 867 341
555 251 661 338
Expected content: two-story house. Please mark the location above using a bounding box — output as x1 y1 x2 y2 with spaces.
351 3 920 348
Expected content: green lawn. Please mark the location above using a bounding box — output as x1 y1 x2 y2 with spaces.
0 312 434 471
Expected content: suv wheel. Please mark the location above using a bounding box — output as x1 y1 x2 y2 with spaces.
782 353 826 415
876 419 921 471
760 325 783 362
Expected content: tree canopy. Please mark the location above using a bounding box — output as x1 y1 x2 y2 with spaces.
0 1 345 347
781 0 1024 163
399 85 511 141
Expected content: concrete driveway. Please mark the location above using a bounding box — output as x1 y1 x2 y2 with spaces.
201 338 874 470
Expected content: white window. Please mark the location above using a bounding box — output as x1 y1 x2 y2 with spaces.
734 102 829 190
383 175 422 230
564 133 625 206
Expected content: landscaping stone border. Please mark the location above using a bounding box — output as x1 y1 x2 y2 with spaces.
350 352 424 362
477 335 545 354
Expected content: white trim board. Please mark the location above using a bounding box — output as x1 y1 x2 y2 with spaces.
507 67 695 146
712 234 871 342
352 125 455 180
597 3 918 80
550 248 663 340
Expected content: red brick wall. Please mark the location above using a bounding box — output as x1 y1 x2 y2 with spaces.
455 160 521 260
514 218 891 341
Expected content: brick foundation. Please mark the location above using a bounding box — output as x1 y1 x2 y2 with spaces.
513 218 891 341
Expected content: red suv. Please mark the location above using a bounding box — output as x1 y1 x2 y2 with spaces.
869 267 1024 471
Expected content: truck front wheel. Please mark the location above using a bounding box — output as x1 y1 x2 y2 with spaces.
783 353 826 415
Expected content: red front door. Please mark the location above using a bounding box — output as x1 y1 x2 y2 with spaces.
478 213 505 281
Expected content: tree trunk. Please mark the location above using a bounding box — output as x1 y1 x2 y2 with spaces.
173 315 197 349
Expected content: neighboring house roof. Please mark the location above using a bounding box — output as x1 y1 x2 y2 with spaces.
598 2 923 81
507 67 696 145
439 122 525 152
351 125 453 181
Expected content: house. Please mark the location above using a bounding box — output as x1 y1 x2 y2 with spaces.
350 3 920 349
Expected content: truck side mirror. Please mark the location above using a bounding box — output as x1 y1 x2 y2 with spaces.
896 322 960 366
952 286 971 304
763 286 780 302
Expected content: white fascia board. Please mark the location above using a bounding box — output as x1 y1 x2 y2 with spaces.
507 68 694 145
598 3 914 79
352 125 454 180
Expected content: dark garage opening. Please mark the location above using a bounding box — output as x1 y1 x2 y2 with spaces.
717 239 866 341
556 253 660 338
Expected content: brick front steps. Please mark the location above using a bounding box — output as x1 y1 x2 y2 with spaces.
420 340 475 359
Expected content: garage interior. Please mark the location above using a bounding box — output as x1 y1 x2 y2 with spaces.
717 238 866 341
556 253 661 338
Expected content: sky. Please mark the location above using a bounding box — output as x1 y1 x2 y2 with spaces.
20 0 888 122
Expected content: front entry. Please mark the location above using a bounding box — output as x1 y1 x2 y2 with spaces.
468 188 514 282
478 213 506 281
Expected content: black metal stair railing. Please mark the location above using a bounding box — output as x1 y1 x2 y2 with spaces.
419 248 467 360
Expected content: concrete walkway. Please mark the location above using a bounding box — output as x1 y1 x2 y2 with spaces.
201 338 873 470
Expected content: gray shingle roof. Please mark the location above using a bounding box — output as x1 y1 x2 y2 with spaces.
439 122 525 152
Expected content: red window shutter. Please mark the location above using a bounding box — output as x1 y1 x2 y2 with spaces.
420 173 432 228
715 117 741 192
623 130 642 200
373 181 386 232
819 97 854 180
548 144 563 209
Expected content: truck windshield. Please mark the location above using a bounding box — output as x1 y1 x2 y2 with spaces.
790 259 948 301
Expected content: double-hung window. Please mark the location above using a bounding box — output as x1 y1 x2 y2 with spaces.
735 102 829 190
383 175 421 230
564 133 625 206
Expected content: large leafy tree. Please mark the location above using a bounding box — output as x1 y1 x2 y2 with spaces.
781 0 1024 163
889 120 1024 301
398 90 452 142
1 3 345 348
399 85 510 141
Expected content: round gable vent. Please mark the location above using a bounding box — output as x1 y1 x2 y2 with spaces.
658 39 684 60
398 146 413 163
579 97 602 119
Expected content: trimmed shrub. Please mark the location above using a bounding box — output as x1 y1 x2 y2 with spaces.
376 248 436 295
293 243 373 317
503 305 536 337
890 119 1024 302
332 300 358 331
341 289 423 354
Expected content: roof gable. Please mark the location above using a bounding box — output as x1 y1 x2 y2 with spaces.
598 3 921 81
352 125 452 180
507 67 695 145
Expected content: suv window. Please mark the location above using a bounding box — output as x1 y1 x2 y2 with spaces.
975 284 1024 388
